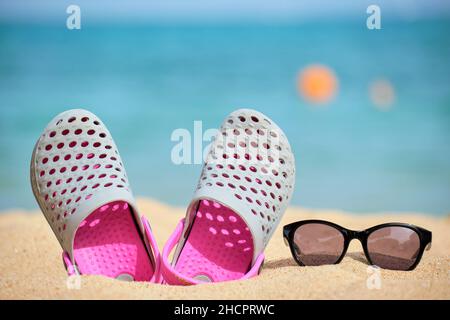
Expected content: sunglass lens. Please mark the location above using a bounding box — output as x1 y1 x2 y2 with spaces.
367 226 421 270
293 223 345 266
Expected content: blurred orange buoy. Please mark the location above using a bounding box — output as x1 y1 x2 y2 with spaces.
369 79 395 111
297 64 338 104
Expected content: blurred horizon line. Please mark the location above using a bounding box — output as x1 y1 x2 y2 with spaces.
1 16 450 28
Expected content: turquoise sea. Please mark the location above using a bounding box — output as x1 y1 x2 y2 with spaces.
0 19 449 215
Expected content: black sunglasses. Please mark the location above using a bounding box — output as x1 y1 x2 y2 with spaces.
283 220 432 271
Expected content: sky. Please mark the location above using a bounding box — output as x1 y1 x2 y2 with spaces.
0 0 449 24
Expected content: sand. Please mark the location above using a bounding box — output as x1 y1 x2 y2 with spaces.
0 198 449 300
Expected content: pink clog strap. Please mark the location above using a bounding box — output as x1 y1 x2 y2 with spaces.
161 218 265 286
142 216 162 283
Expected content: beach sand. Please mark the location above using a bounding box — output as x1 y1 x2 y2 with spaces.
0 198 449 300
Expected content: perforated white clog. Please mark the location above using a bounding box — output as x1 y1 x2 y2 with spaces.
31 109 160 282
161 108 296 285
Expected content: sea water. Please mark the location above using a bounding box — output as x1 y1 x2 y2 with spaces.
0 20 449 214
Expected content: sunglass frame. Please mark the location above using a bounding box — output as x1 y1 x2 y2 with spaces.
283 220 432 271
